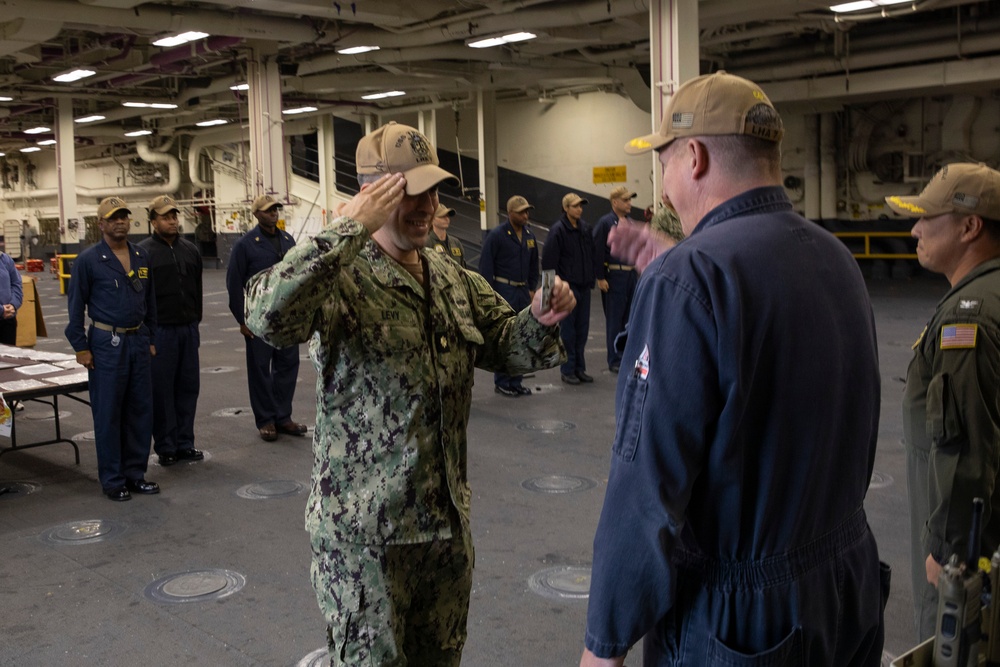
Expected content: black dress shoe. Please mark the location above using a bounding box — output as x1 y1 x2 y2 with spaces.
561 373 581 385
495 385 520 397
576 371 594 383
105 487 131 502
276 421 308 436
158 453 178 466
515 385 532 395
125 479 160 495
176 448 204 462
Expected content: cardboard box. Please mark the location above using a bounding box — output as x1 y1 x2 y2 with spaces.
15 276 48 347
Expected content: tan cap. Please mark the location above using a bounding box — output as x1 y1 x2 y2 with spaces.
562 193 588 209
885 162 1000 220
625 71 783 155
609 186 637 201
506 195 534 213
434 203 456 218
356 121 458 196
148 195 180 216
97 196 131 220
252 194 282 213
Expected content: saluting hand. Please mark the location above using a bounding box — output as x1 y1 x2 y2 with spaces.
608 219 678 273
339 173 407 234
531 276 576 327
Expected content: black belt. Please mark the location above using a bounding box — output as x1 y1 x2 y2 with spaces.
92 320 142 335
494 276 527 287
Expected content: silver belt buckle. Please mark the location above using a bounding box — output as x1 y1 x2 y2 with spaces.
111 332 120 347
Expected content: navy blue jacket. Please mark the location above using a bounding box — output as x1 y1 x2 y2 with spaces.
584 187 881 657
0 253 22 311
541 214 595 288
479 220 540 292
65 239 157 351
592 211 632 280
226 224 296 326
139 234 203 326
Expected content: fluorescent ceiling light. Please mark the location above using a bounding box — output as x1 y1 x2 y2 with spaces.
468 31 536 48
230 83 249 91
196 119 228 127
124 129 153 137
337 45 380 55
20 147 41 153
830 0 910 12
361 90 405 100
37 139 56 146
75 114 106 124
0 152 5 157
0 96 12 102
283 106 318 115
122 102 179 109
153 31 209 48
52 68 96 83
24 126 51 134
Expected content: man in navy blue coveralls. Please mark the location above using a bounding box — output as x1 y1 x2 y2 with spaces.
480 195 540 396
580 72 887 666
226 194 307 442
592 186 639 373
66 196 159 502
542 192 595 384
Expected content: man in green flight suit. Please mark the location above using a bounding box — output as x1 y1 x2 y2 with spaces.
244 121 576 666
889 162 1000 641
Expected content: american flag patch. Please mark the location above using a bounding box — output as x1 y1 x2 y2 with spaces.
940 323 977 349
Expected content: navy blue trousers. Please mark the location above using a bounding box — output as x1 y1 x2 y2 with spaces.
493 282 531 389
88 327 153 492
600 270 636 369
151 323 200 456
560 284 591 376
245 335 299 428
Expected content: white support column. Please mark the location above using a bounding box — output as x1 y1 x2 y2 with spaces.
55 97 79 245
318 114 338 227
247 49 287 200
418 109 437 148
649 0 699 208
476 90 498 232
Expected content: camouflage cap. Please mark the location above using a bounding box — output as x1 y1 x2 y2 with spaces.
506 195 534 213
148 194 180 216
885 162 1000 219
356 121 459 196
625 70 783 155
97 196 130 220
562 193 588 209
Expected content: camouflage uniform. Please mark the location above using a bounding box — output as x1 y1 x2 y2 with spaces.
245 215 565 664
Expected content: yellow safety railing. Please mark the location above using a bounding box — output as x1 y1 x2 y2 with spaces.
832 231 916 260
57 254 77 295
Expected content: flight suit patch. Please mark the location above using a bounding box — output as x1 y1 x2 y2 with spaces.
940 323 977 349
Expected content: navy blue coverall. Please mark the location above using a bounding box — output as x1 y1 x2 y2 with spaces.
584 188 887 665
226 224 300 429
541 214 594 376
479 219 540 390
592 211 637 370
66 240 156 493
139 233 202 458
